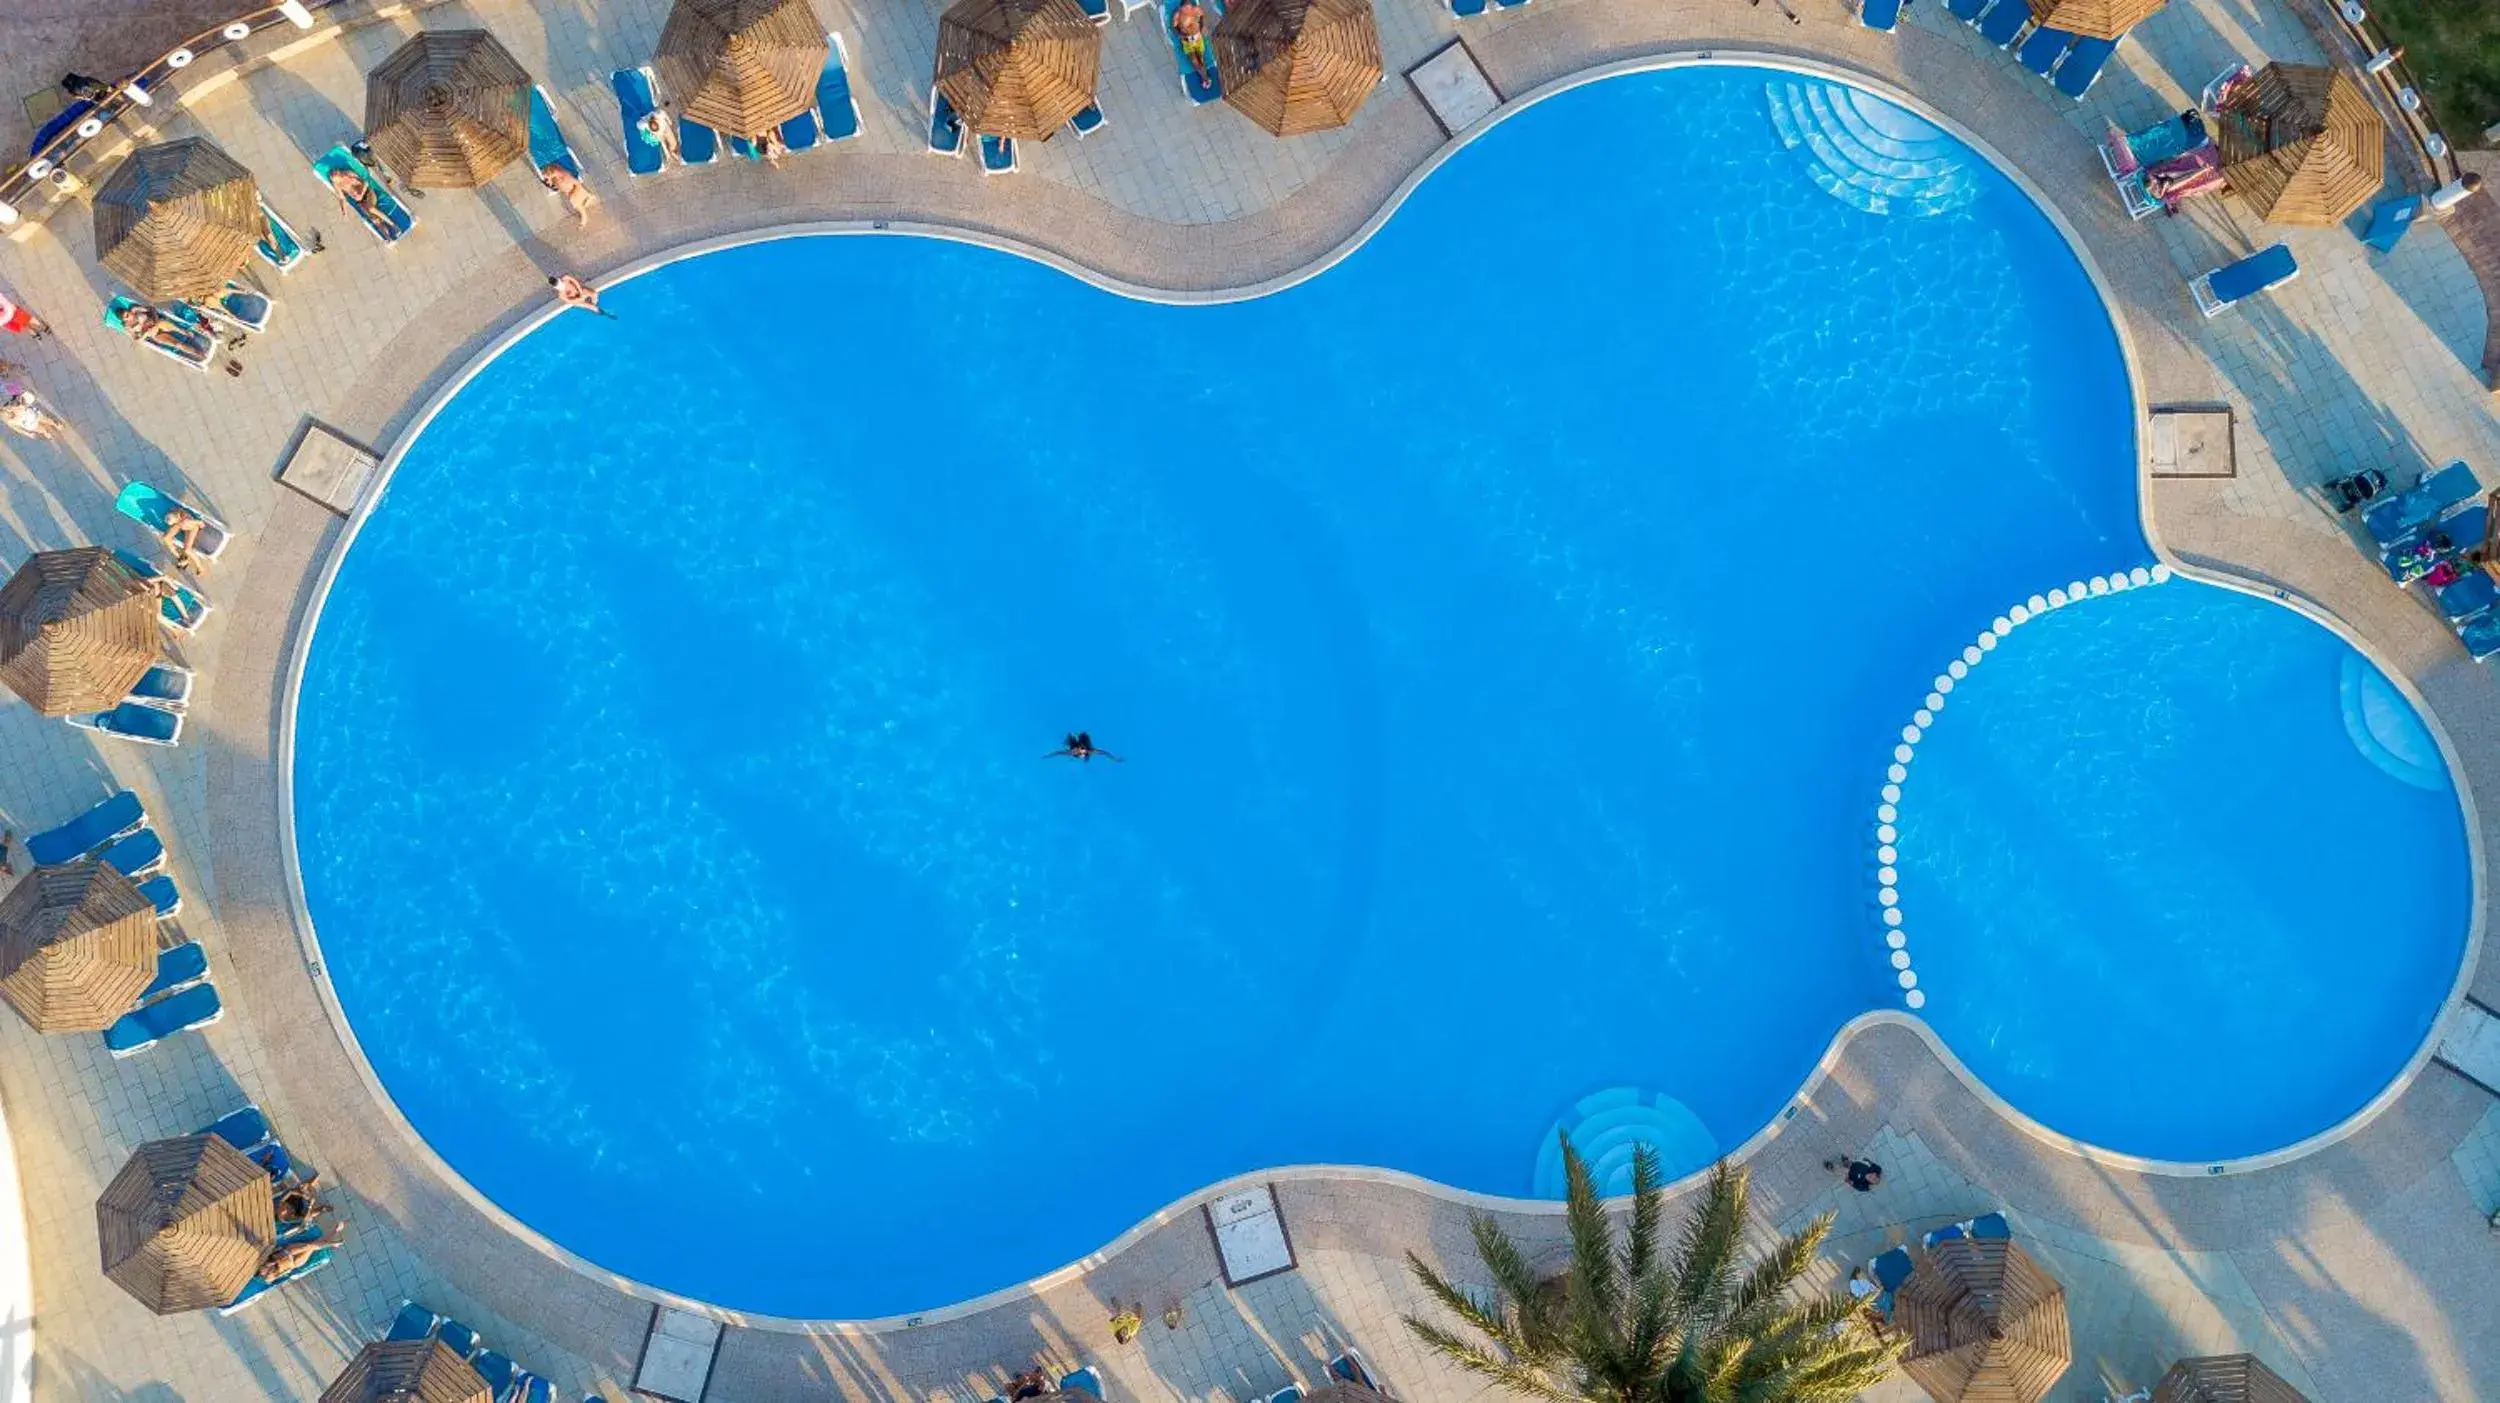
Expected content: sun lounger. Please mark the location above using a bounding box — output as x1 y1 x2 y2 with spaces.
1978 0 2030 46
1449 0 1487 14
819 33 861 140
311 144 415 244
112 549 210 632
2054 35 2118 98
255 198 307 272
437 1318 483 1360
2100 114 2205 221
929 87 966 155
184 279 271 336
473 1351 518 1398
204 1102 271 1154
1864 1244 1913 1312
612 68 668 176
138 942 209 1005
250 1138 312 1184
980 134 1018 175
2461 611 2500 661
98 828 165 880
1061 1368 1104 1400
219 1240 333 1315
1070 102 1107 138
1968 1211 2010 1239
127 662 193 710
678 114 719 165
1491 0 1530 9
516 1376 553 1403
386 1301 442 1343
1947 0 1991 19
1262 1389 1301 1403
137 873 180 918
2438 571 2498 622
2361 194 2424 254
103 296 216 372
2017 26 2074 76
26 791 144 865
116 481 231 561
1078 0 1112 19
2190 243 2297 317
106 980 221 1056
779 106 823 153
71 702 184 746
1123 0 1156 14
1860 0 1903 31
2365 462 2481 546
529 85 582 185
1166 0 1223 102
727 131 760 161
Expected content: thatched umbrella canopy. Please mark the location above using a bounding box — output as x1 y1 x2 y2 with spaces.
2021 0 2164 40
1214 0 1381 136
322 1339 494 1403
1896 1237 2071 1403
365 29 532 189
98 1134 276 1314
935 0 1100 139
92 138 260 302
2153 1353 2312 1403
2215 62 2384 226
0 861 159 1034
655 0 827 137
0 547 162 718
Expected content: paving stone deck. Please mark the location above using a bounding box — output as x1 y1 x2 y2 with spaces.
1 1 2497 1400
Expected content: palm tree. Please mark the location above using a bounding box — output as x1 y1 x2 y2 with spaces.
1404 1139 1898 1403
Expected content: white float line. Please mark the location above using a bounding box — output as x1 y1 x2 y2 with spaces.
1872 562 2172 1012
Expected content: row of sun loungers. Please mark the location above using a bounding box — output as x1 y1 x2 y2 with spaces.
388 1301 558 1403
611 34 861 181
206 1104 338 1313
1934 0 2120 99
2349 462 2500 660
21 791 217 1051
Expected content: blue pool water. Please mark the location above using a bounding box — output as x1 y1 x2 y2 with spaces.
293 68 2468 1317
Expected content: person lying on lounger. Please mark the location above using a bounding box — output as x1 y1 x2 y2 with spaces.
274 1180 332 1229
326 165 399 241
1171 0 1212 84
751 128 789 166
161 508 212 573
120 305 213 360
639 106 681 163
255 1233 333 1282
0 385 63 441
1046 731 1122 763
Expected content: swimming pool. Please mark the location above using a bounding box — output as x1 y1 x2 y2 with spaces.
292 65 2469 1317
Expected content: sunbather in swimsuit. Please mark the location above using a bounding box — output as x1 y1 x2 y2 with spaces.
639 107 681 162
121 305 213 360
162 508 210 572
1171 0 1211 82
326 166 398 241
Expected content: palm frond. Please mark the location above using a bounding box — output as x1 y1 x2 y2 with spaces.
1717 1213 1832 1340
1408 1249 1532 1356
1403 1317 1590 1403
1667 1160 1747 1325
1622 1141 1665 1290
1471 1215 1567 1352
1559 1135 1623 1326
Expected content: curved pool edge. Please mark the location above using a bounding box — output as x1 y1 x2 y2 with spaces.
203 36 2496 1348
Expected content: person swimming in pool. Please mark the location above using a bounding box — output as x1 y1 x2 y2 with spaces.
1046 731 1122 763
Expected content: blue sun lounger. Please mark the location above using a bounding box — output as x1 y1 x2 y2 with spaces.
2384 504 2487 581
311 144 415 244
611 68 668 176
1860 0 1903 31
26 791 144 865
980 133 1018 175
107 980 221 1057
117 481 231 561
128 662 194 710
2191 243 2298 317
1077 0 1112 19
99 828 166 879
204 1102 272 1154
255 198 307 272
2017 26 2075 76
2438 570 2499 622
1978 0 2031 46
1329 1352 1384 1395
137 873 180 918
2365 461 2481 546
112 549 210 632
529 85 582 184
473 1351 519 1398
1449 0 1486 16
819 33 861 140
103 296 216 372
1061 1368 1104 1400
182 280 271 336
219 1234 332 1314
1948 0 1991 20
138 942 209 1004
2462 611 2500 661
436 1318 483 1360
73 700 184 745
1866 1244 1913 1312
1070 101 1107 138
1166 0 1223 102
678 114 720 165
385 1301 441 1343
1262 1388 1302 1403
2053 35 2119 98
929 87 966 155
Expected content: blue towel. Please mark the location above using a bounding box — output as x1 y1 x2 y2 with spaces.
678 115 719 165
1947 0 1991 20
1061 1368 1104 1400
99 828 165 879
929 90 965 154
2053 35 2118 98
1978 0 2030 45
611 69 667 176
529 86 582 180
1969 1211 2011 1240
2204 243 2298 306
137 873 180 918
1870 1245 1914 1288
1861 0 1903 30
2439 571 2498 622
74 702 182 746
385 1301 440 1343
203 1102 270 1153
818 36 860 140
105 980 220 1055
2017 26 2074 75
138 942 208 1004
2365 462 2480 545
26 790 143 864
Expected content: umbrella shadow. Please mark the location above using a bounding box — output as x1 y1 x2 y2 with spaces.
239 52 366 164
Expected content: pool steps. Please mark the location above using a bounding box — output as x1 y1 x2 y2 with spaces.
2338 652 2448 791
1763 79 1981 218
1532 1086 1720 1196
1873 564 2170 1012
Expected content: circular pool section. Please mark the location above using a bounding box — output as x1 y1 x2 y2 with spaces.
292 67 2464 1317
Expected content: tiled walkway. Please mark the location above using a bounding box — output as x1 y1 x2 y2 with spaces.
1 1 2497 1401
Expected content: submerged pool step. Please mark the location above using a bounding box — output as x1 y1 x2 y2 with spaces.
1763 79 1980 218
1531 1086 1720 1197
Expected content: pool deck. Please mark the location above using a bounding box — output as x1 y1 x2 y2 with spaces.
2 0 2499 1400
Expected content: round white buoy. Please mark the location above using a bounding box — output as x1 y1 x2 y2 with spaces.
1877 867 1897 886
1877 824 1897 843
2008 604 2030 624
2130 566 2151 585
1876 804 1897 823
2108 572 2131 591
1913 708 1933 729
1887 763 1908 783
1896 969 1918 989
1991 617 2012 636
224 20 253 39
1961 646 1982 665
2028 594 2047 613
1882 907 1902 927
2090 576 2110 594
1885 929 1906 949
1878 888 1898 907
1877 845 1898 865
1947 660 1967 679
1893 745 1914 764
76 118 104 139
1901 724 1922 743
1905 988 1927 1009
1889 950 1911 970
2067 580 2087 598
2152 563 2173 582
1881 784 1901 803
1924 691 1943 711
168 48 194 68
1977 632 1997 652
2047 588 2068 607
1936 674 1956 694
